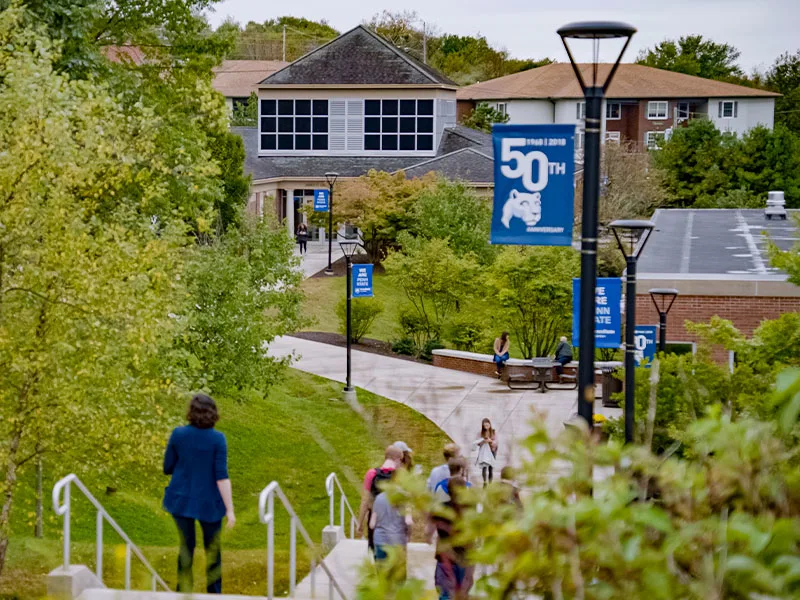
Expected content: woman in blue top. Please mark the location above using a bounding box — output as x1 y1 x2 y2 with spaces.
163 394 235 593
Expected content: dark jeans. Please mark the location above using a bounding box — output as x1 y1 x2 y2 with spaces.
173 515 222 593
555 355 571 375
481 465 493 486
435 559 473 600
298 240 307 254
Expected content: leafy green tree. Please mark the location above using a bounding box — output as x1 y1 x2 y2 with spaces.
486 247 579 359
384 237 479 347
460 102 510 133
637 35 744 81
179 215 306 396
766 50 800 135
222 16 338 61
207 129 251 231
732 125 800 205
231 91 258 126
336 297 385 343
409 180 494 264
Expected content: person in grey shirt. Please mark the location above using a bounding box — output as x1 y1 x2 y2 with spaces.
370 490 411 578
427 443 460 492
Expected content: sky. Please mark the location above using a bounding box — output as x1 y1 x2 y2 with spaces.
205 0 800 73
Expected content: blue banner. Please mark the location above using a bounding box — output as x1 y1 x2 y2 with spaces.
313 189 329 212
634 325 658 368
491 124 576 246
571 278 622 349
352 264 373 298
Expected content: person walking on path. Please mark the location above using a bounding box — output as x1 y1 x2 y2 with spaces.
163 394 235 594
493 332 510 378
433 457 471 502
427 444 460 492
357 445 403 553
369 470 411 580
429 476 474 600
393 441 414 471
296 222 309 255
554 336 573 382
474 418 497 487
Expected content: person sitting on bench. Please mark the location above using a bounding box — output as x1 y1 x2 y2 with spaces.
554 336 573 382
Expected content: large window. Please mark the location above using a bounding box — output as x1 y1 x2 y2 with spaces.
364 99 434 151
647 101 668 120
260 99 329 151
606 102 621 119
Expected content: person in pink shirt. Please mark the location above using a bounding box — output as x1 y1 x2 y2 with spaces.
356 445 403 553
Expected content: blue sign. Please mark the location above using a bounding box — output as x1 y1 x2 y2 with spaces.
352 264 373 298
634 326 658 368
491 124 576 246
571 278 622 349
313 189 329 212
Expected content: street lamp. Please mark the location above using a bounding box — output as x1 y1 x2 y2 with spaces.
324 172 339 275
649 288 679 353
558 21 636 429
610 219 655 444
339 236 361 400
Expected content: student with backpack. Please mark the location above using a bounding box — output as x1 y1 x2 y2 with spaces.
369 469 411 579
357 445 403 553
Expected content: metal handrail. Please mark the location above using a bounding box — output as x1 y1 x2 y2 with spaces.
52 474 170 592
259 481 347 600
325 473 357 539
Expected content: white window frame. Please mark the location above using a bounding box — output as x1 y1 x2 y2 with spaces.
576 101 586 120
605 131 621 144
677 102 690 121
719 100 738 118
575 129 585 150
647 101 668 120
495 102 508 117
645 131 665 150
606 102 621 120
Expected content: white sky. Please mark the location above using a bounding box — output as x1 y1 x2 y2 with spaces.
206 0 800 73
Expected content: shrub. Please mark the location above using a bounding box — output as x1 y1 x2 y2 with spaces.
397 306 439 354
445 316 487 352
420 339 446 362
335 297 384 343
391 338 417 356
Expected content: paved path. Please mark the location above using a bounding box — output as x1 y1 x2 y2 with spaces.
294 240 335 278
269 337 621 473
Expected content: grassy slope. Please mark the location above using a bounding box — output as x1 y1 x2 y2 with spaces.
1 370 450 598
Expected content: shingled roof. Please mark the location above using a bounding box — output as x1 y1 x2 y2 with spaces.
260 25 457 87
213 60 288 97
458 63 780 101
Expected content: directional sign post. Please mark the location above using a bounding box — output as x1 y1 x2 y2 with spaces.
313 189 329 212
491 123 576 246
352 264 373 298
571 277 622 349
634 325 657 368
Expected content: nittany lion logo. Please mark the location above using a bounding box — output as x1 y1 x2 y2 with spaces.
501 189 542 229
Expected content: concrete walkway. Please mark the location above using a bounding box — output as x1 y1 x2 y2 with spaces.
294 240 335 278
268 336 621 472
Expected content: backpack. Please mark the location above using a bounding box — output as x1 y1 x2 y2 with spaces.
369 468 393 498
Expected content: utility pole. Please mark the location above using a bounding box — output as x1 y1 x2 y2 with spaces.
422 21 427 64
282 25 286 62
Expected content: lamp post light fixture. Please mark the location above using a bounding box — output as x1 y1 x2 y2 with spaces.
609 219 655 444
558 21 636 429
324 172 339 275
649 288 679 353
339 236 362 401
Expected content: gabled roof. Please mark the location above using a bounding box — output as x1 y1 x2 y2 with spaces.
260 25 457 87
213 60 288 97
458 63 780 101
399 147 494 183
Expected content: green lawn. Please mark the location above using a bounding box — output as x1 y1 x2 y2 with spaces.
1 370 450 598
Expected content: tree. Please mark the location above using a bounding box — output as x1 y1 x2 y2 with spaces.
460 102 509 133
179 215 306 396
597 142 666 224
766 50 800 135
231 91 258 126
409 180 495 264
637 35 744 81
336 298 385 343
220 16 339 61
384 237 479 346
486 247 579 359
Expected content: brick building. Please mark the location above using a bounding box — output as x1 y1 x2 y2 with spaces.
635 208 800 364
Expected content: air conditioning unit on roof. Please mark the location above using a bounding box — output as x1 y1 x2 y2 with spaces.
765 191 787 221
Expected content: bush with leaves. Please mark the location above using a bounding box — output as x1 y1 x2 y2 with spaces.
230 91 258 126
486 246 579 359
335 297 384 343
359 369 800 600
385 236 479 348
460 101 509 133
445 314 488 352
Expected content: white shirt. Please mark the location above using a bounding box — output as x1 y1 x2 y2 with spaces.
427 463 450 492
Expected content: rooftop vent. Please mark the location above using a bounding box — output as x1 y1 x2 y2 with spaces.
765 190 787 221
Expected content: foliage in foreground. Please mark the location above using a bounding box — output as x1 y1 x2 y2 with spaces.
362 369 800 600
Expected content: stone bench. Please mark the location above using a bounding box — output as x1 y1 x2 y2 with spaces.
431 348 578 381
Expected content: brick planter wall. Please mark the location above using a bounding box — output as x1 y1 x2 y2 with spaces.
432 353 497 377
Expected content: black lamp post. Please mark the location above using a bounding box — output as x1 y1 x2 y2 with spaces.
558 21 636 428
324 172 339 275
610 220 655 444
339 237 361 398
649 288 679 352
